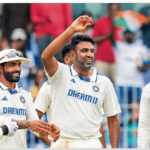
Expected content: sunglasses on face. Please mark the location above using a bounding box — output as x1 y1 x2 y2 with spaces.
0 51 23 61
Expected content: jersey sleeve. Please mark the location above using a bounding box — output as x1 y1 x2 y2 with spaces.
102 79 121 117
26 92 39 121
34 82 51 113
137 85 150 148
44 62 65 85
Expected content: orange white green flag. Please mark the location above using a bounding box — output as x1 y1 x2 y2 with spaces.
114 10 147 33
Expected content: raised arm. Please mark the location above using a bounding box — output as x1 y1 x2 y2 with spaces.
41 16 93 77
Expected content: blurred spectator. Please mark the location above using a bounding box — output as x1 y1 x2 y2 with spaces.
115 30 149 148
10 28 27 50
91 3 120 83
30 3 73 69
139 4 150 48
1 4 32 53
27 69 47 148
115 30 150 104
30 69 46 100
123 101 139 148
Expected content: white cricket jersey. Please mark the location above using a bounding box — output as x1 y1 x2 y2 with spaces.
45 62 121 140
0 82 39 148
115 40 149 88
138 83 150 148
34 80 52 124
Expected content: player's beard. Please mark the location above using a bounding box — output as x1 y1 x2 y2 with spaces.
3 69 20 82
76 54 93 71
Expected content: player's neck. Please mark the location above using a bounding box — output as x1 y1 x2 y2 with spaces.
0 76 16 90
73 65 93 78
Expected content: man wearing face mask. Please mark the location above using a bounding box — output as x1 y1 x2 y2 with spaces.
115 29 150 105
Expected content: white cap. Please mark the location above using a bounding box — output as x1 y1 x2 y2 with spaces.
11 28 27 41
0 49 31 66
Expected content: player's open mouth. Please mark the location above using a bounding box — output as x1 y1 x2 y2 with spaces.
86 59 92 64
13 73 20 76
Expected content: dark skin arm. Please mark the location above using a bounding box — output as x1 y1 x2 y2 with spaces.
36 109 44 119
12 119 60 142
99 124 107 148
137 65 150 72
107 115 120 148
38 136 51 147
35 109 51 146
35 124 59 146
93 23 115 45
93 30 113 44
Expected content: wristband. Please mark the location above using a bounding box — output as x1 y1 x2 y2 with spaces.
2 125 9 135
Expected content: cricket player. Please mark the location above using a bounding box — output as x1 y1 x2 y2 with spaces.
137 53 150 148
0 49 60 148
35 43 107 147
42 16 121 148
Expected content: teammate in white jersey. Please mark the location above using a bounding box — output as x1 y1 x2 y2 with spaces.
137 54 150 148
35 43 107 147
42 16 121 148
0 49 60 148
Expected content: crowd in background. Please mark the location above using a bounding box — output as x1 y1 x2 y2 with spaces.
0 3 150 148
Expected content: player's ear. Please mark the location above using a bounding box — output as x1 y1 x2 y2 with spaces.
64 56 69 65
0 65 3 73
70 50 76 61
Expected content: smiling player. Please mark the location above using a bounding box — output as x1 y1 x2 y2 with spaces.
42 16 121 148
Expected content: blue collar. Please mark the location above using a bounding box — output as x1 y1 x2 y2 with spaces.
78 74 90 82
0 82 19 94
69 65 98 83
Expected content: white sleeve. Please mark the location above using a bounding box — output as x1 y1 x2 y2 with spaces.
26 92 39 121
34 82 51 113
44 62 64 85
102 79 121 117
0 116 10 126
137 86 150 148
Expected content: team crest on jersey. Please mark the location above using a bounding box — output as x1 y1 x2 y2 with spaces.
20 96 25 103
92 85 99 93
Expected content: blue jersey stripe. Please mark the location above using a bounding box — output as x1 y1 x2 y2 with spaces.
69 66 73 76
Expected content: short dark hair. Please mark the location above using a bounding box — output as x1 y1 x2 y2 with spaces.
71 34 94 51
61 43 71 60
107 3 120 9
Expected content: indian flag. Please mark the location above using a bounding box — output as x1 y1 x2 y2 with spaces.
114 10 147 32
